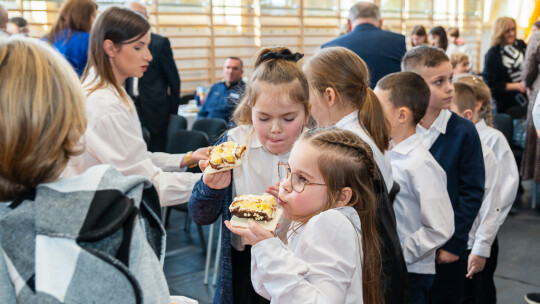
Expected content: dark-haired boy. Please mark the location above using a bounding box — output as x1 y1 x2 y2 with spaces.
451 82 502 304
375 72 454 304
401 45 485 303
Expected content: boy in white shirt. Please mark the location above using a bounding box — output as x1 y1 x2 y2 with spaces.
451 82 504 304
401 46 485 304
375 72 454 304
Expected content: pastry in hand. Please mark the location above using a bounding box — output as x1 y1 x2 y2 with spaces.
204 141 246 174
229 194 283 231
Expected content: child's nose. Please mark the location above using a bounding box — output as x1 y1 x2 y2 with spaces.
271 120 282 133
280 175 292 192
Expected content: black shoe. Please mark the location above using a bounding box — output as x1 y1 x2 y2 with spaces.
525 293 540 304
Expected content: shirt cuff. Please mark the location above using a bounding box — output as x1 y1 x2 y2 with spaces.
471 243 491 258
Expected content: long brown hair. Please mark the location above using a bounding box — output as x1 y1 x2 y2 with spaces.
233 46 310 125
46 0 97 44
491 17 516 46
0 38 87 201
304 46 390 152
82 6 150 110
301 127 382 304
410 25 428 47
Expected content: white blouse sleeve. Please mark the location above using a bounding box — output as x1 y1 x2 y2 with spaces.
403 160 454 264
85 112 201 206
147 151 187 172
491 135 519 226
471 148 501 257
251 211 360 303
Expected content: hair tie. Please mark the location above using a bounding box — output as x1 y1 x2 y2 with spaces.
260 52 304 63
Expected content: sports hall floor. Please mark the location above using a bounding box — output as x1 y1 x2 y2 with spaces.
163 204 540 304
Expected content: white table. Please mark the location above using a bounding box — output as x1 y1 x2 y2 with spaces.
178 105 199 129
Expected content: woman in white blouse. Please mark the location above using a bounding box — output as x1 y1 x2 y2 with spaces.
64 6 208 206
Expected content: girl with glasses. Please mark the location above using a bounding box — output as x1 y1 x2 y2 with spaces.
188 47 310 304
227 128 382 304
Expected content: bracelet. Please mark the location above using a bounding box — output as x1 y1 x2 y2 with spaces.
185 151 198 168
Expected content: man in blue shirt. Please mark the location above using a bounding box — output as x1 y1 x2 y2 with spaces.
321 2 406 88
198 57 245 124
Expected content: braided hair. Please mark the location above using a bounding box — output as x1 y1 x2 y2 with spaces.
301 127 383 304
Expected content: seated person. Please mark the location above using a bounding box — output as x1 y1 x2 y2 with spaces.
0 37 169 303
197 57 245 124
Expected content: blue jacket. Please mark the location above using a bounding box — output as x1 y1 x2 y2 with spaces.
429 112 485 256
197 81 245 124
45 29 90 77
321 23 406 88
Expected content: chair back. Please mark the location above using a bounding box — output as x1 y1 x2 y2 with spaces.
166 129 209 173
492 113 513 145
168 115 188 144
192 118 228 145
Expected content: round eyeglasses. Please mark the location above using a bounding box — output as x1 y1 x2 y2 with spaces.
278 161 325 193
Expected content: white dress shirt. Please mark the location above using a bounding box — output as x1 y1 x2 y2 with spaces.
475 119 519 226
251 207 363 304
467 144 501 257
389 134 454 274
416 109 452 149
64 71 201 206
336 111 393 191
228 125 293 250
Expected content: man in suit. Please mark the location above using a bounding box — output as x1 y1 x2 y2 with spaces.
126 1 181 152
321 1 406 88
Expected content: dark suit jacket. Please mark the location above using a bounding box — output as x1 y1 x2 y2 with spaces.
322 23 406 88
137 33 181 134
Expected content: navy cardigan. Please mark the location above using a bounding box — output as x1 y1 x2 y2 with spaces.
429 112 485 256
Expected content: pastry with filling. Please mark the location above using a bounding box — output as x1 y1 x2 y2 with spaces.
204 141 246 174
229 194 283 231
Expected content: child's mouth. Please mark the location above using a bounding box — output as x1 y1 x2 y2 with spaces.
277 198 286 206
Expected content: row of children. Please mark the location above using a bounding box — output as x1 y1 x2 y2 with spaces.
188 44 519 304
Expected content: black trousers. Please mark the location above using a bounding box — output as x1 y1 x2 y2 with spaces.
231 246 270 304
430 251 468 304
409 272 435 304
461 237 499 304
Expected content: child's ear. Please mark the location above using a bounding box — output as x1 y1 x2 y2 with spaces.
463 109 474 120
103 39 117 58
336 187 353 207
397 107 410 124
324 87 337 108
474 99 483 113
